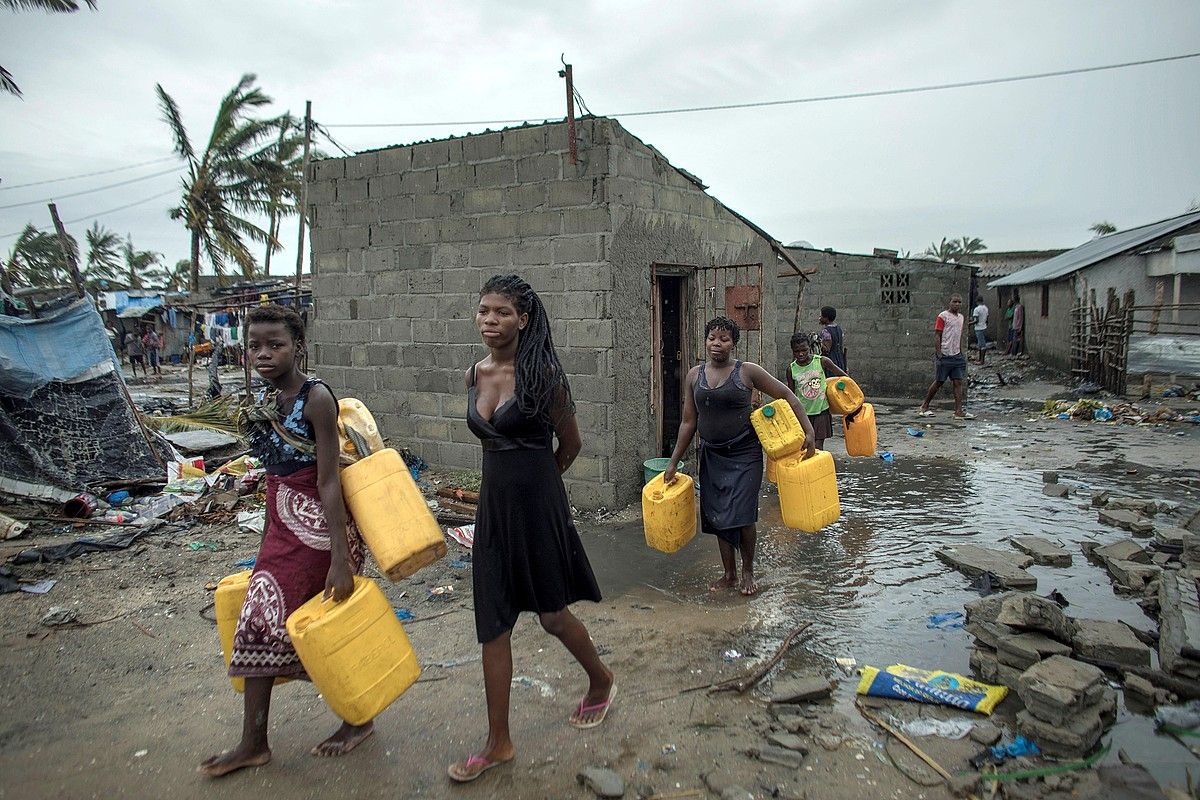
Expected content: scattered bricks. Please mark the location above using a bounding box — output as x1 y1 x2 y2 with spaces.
770 673 835 704
1010 535 1072 567
964 591 1022 625
1042 471 1059 484
1131 518 1155 537
1091 490 1110 507
996 632 1073 670
1043 483 1071 498
1093 539 1150 565
1105 560 1161 593
997 594 1075 643
1156 526 1198 550
1099 508 1142 531
936 545 1037 590
1108 497 1156 515
1015 708 1104 758
1071 619 1151 668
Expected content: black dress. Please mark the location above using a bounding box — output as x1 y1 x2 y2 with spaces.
694 361 763 546
467 365 602 643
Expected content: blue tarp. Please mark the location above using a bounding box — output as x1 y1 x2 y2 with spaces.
0 296 117 399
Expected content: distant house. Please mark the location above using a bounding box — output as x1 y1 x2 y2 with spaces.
989 212 1200 370
964 250 1067 342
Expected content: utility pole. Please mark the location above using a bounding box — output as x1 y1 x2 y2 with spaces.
48 203 85 298
294 100 313 305
558 58 577 166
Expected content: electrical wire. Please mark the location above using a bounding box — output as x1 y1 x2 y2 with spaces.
0 166 184 210
323 51 1200 128
313 122 355 157
0 156 178 192
0 186 179 239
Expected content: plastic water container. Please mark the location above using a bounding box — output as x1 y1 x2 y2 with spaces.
215 570 289 693
751 399 806 459
337 398 386 459
845 402 877 456
286 576 421 725
340 448 446 580
826 376 865 416
776 450 841 533
765 452 778 484
641 472 696 553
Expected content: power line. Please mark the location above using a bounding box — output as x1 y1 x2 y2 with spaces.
0 155 178 192
323 51 1200 128
313 121 355 157
0 166 183 210
1 187 179 239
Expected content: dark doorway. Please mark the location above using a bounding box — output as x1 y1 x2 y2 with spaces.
658 275 685 456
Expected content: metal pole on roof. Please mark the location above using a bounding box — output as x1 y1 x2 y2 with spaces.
48 203 85 298
559 58 577 166
294 100 313 305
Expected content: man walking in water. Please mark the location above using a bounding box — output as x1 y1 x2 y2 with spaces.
919 293 974 420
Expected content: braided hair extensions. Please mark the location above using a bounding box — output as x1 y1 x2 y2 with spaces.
481 274 573 423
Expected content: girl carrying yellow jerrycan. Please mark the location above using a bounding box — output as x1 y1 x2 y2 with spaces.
751 397 841 533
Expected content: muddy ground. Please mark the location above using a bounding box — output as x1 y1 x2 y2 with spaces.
1 358 1198 799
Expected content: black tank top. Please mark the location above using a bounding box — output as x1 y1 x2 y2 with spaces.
694 361 752 444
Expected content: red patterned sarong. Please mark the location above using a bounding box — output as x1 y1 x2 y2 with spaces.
229 466 363 679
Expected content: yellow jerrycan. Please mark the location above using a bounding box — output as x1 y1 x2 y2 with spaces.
776 450 841 533
641 472 696 553
765 452 778 484
751 399 806 460
337 398 386 459
340 448 446 580
844 403 877 457
215 570 290 693
826 376 865 416
286 576 421 725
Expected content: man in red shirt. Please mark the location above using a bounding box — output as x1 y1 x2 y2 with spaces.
918 294 975 420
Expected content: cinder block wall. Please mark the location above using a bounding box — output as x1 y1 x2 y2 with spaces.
780 248 972 397
603 121 784 504
305 120 618 508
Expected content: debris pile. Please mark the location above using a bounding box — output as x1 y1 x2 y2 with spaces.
1042 397 1200 425
1015 656 1116 758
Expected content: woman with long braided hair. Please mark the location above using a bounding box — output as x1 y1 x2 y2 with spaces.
448 274 613 783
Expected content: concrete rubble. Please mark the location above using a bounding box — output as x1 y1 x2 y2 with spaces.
1071 618 1151 668
769 673 834 704
1016 656 1115 757
1009 535 1072 567
936 544 1037 589
1159 572 1200 680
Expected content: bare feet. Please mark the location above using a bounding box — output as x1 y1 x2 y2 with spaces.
740 572 759 596
570 670 616 728
311 721 374 757
448 744 515 783
198 744 271 778
709 574 737 592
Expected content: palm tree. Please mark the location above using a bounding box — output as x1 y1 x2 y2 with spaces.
923 238 959 262
261 115 306 276
4 224 73 287
156 259 191 292
84 222 122 287
1089 221 1117 237
953 236 987 261
156 73 281 290
1 0 97 98
121 235 162 290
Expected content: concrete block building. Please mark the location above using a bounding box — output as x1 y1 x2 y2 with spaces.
778 247 973 396
306 117 802 509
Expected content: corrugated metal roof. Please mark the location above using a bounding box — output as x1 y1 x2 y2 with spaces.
989 212 1200 287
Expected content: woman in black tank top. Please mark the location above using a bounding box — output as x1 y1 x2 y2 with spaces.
663 317 815 596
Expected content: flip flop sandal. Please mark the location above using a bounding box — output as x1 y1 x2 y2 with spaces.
447 754 512 783
570 683 618 730
918 409 935 417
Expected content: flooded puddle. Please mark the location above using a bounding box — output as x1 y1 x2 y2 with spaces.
592 454 1197 787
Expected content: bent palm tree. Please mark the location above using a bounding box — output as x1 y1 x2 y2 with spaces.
954 236 987 261
5 223 74 286
157 74 280 290
1 0 97 97
261 115 306 276
122 235 162 289
923 238 959 262
84 222 122 286
1089 221 1117 237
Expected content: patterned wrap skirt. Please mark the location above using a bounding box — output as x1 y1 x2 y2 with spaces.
228 466 363 679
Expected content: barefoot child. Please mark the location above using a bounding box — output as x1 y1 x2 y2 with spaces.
789 332 849 451
448 275 614 784
200 304 371 777
663 317 816 597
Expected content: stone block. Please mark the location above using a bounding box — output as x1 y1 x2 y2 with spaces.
553 234 605 264
414 193 452 218
401 170 437 194
1043 471 1059 484
435 164 473 191
516 154 560 183
770 673 835 704
566 319 616 349
1156 526 1197 550
1017 655 1104 720
512 239 552 266
312 157 345 180
996 631 1072 670
968 646 1023 689
1010 535 1072 567
464 188 503 213
549 178 597 208
411 140 450 168
964 591 1022 625
1071 619 1151 668
316 251 349 275
462 132 502 162
502 126 548 157
442 268 481 295
469 242 510 268
562 206 610 235
438 216 477 241
1105 559 1160 593
431 243 470 270
475 214 520 241
1043 483 1070 498
372 271 408 296
376 146 411 173
1093 539 1150 565
409 269 444 295
1159 572 1200 676
1108 497 1156 515
517 211 562 238
504 184 547 212
964 620 1013 650
1131 518 1155 537
336 178 368 203
1016 708 1103 758
346 151 378 179
752 745 805 769
474 159 516 187
997 594 1074 642
935 544 1037 590
1099 508 1142 531
370 222 405 247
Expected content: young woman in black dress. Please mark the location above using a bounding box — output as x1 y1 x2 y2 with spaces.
448 274 615 783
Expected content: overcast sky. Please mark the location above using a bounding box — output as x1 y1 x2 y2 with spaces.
2 0 1198 278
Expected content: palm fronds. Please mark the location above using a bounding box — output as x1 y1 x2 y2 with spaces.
145 395 244 436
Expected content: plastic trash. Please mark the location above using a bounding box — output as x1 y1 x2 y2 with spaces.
445 524 475 548
905 427 925 438
723 649 743 661
19 579 56 594
1093 408 1114 421
235 556 256 568
449 559 471 569
926 611 965 630
879 452 895 462
394 608 414 621
856 664 1008 715
188 541 219 552
990 735 1039 762
1056 412 1070 419
107 490 131 505
898 717 975 739
511 676 555 697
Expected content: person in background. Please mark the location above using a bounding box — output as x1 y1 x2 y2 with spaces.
1003 297 1016 355
789 332 849 451
663 317 816 597
142 325 163 378
819 306 847 375
919 293 975 420
1011 294 1025 356
971 297 990 365
125 330 145 378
